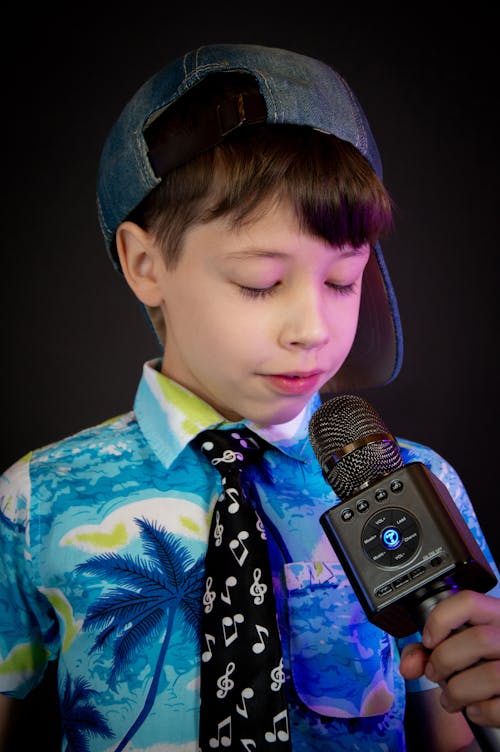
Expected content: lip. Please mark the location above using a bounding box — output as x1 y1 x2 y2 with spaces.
261 371 324 395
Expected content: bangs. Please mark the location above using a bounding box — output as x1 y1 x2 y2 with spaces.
132 125 393 267
202 125 393 248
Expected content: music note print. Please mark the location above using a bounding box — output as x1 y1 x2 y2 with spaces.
216 661 235 699
203 576 216 613
229 530 249 566
220 575 237 605
264 709 289 743
252 624 269 654
213 509 224 547
236 687 254 718
255 510 267 540
249 567 267 605
202 632 215 663
196 428 290 751
209 715 232 748
224 486 240 514
222 613 244 646
211 448 243 466
270 658 285 692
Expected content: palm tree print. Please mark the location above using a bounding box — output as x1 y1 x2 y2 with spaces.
60 674 113 752
76 517 205 752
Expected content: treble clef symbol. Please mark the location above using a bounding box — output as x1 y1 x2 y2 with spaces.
216 661 235 698
249 567 267 605
213 509 223 547
203 576 216 613
255 511 267 540
212 450 243 465
270 658 285 692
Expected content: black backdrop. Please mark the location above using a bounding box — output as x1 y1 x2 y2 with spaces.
1 5 499 747
1 0 499 627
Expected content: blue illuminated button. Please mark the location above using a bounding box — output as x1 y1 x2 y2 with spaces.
362 507 420 567
382 527 402 549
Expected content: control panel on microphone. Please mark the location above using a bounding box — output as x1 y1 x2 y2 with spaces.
321 461 497 638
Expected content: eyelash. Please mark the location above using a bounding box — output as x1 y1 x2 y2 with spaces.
238 285 278 299
238 282 356 299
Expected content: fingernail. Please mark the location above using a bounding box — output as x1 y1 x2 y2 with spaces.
422 627 432 647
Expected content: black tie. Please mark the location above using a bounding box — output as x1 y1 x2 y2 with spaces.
194 428 291 751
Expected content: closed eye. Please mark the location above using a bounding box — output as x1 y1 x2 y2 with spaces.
238 280 357 299
238 284 280 299
326 281 357 295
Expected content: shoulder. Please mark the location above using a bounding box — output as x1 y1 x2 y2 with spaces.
14 410 141 470
395 436 495 567
396 437 467 504
0 412 145 522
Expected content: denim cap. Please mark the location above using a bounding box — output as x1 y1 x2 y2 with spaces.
97 43 403 391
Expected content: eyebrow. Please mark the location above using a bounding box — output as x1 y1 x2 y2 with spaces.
224 244 370 261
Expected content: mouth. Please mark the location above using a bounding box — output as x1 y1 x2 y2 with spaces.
261 371 325 395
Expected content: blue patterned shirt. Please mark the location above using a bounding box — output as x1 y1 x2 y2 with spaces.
1 360 498 751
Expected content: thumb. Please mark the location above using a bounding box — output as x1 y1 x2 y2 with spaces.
399 642 430 680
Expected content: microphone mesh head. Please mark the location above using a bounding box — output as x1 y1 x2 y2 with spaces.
308 394 404 499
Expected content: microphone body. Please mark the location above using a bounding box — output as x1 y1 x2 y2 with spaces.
308 394 500 751
319 459 496 637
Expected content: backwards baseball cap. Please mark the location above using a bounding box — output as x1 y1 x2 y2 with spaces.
96 43 403 392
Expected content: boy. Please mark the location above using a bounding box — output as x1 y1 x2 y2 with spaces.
1 43 499 751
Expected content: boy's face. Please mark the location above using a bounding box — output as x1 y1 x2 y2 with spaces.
157 200 369 426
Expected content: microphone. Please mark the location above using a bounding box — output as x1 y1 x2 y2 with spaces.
308 394 500 751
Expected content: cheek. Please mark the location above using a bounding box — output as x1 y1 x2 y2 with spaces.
184 297 266 358
329 297 363 351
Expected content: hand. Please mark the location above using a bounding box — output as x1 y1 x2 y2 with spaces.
399 590 500 728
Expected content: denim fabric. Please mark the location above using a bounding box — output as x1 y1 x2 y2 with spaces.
97 44 382 253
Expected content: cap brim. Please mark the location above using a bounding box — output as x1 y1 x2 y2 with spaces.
322 243 403 393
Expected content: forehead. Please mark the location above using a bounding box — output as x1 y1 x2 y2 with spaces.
182 198 370 260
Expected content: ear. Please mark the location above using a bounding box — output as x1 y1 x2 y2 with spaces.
115 221 164 307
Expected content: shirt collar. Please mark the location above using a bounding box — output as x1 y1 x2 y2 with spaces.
134 359 320 469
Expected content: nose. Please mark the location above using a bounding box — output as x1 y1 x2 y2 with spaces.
279 285 330 350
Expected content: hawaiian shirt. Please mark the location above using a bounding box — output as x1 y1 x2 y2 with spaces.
1 360 498 751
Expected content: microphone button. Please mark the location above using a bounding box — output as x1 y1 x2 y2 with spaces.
340 508 355 522
410 565 426 579
369 509 395 532
376 583 394 598
371 548 391 564
392 573 410 589
393 510 414 532
430 555 444 567
390 479 404 493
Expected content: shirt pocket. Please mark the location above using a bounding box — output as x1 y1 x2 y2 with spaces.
284 561 397 719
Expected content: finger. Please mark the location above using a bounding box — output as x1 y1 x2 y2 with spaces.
437 660 500 715
466 696 500 728
425 625 500 682
399 642 430 680
422 591 500 649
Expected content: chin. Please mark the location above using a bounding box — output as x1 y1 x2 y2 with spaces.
250 402 308 428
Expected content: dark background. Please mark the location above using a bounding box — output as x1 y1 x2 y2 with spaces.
1 5 499 747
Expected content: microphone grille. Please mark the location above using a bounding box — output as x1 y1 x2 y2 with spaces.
308 394 403 499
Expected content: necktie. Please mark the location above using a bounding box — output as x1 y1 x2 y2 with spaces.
194 428 291 751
